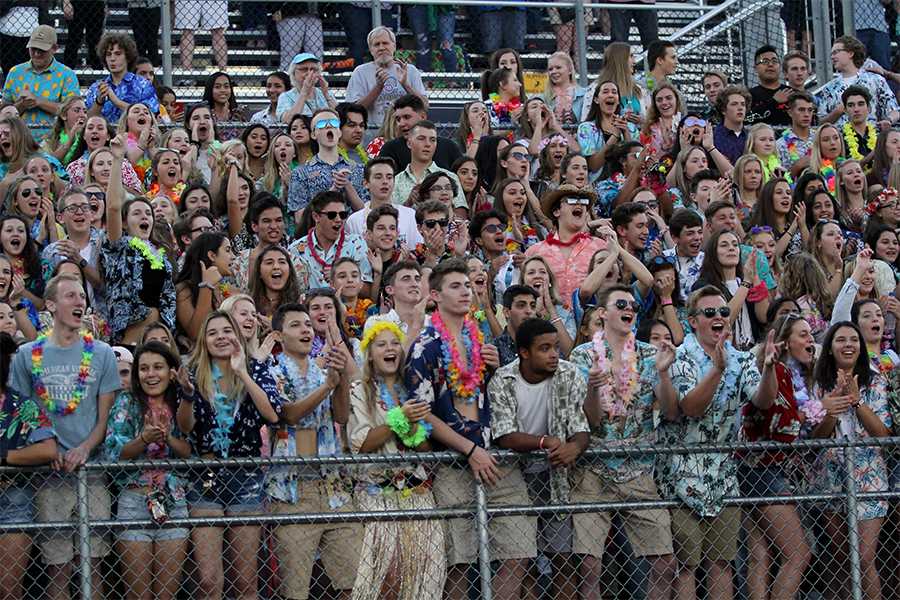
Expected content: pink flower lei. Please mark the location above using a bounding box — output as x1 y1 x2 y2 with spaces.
592 328 640 419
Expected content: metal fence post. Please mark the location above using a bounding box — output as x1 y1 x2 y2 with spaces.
160 0 173 89
844 446 863 600
810 0 833 84
574 0 589 86
475 481 494 600
76 469 93 600
372 0 383 29
841 0 855 37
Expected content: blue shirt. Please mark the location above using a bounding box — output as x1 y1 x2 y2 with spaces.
1 59 80 136
404 322 492 449
288 229 373 289
286 155 367 213
85 72 160 123
713 123 748 167
275 87 331 121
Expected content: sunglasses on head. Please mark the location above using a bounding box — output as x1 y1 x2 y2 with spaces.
314 118 340 130
423 218 450 229
816 218 840 227
509 151 529 160
692 306 731 318
613 298 641 312
318 210 349 221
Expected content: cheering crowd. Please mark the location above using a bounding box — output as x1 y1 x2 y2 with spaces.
3 10 900 600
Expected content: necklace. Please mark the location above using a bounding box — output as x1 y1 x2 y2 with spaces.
545 232 589 247
820 159 838 194
307 229 345 272
431 310 486 404
843 122 877 161
31 329 95 415
129 237 166 270
337 145 369 165
592 328 640 421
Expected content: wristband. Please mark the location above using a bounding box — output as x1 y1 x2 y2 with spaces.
538 435 546 450
660 298 673 307
385 407 412 437
550 317 562 325
747 281 769 303
198 281 215 290
465 442 477 458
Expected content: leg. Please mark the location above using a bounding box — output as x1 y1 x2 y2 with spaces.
580 555 604 600
152 538 188 600
302 16 324 61
179 30 195 70
225 525 261 600
550 553 578 600
706 560 734 600
340 5 371 66
46 563 74 600
493 558 528 600
406 6 431 72
743 511 770 600
277 18 302 73
859 518 884 600
608 8 632 44
0 534 31 600
189 508 226 600
117 540 155 600
479 12 502 54
633 8 660 51
437 12 457 72
211 28 228 70
675 567 698 600
647 554 676 600
63 1 86 68
823 511 849 600
505 9 527 52
758 504 810 600
84 0 106 69
554 22 575 54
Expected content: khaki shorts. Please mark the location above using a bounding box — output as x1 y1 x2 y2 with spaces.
36 474 111 566
571 471 673 559
272 479 363 600
670 506 741 567
432 464 537 566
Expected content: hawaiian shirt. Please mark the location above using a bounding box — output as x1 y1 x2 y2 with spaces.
494 331 517 367
816 70 899 125
84 72 160 123
41 228 106 317
569 340 661 482
524 236 607 310
104 390 186 500
660 333 761 517
1 59 80 137
0 387 55 471
286 155 367 213
100 235 176 344
267 356 346 504
391 162 468 210
250 108 280 128
289 229 372 290
775 127 815 171
662 248 704 304
178 361 283 458
275 88 332 121
489 359 589 504
404 324 492 449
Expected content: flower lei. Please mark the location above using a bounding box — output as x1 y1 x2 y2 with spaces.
869 351 894 375
843 122 877 161
381 381 432 448
149 181 186 205
788 359 825 426
505 220 537 253
866 187 899 215
431 309 486 404
344 298 374 339
337 144 369 165
781 129 803 163
820 159 838 194
591 328 640 419
488 93 522 120
31 329 95 415
128 237 166 271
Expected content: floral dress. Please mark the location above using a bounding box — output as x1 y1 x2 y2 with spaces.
0 386 55 507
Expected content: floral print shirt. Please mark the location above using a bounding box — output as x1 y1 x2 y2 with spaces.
100 235 176 344
524 236 607 310
104 391 186 500
569 341 662 482
178 361 283 458
816 71 899 126
659 333 761 516
66 157 143 192
776 127 815 171
488 359 590 503
0 387 55 477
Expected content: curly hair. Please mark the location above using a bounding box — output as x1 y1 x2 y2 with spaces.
96 32 139 72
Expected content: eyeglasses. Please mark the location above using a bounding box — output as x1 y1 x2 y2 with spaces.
638 199 659 209
691 306 732 318
750 225 773 235
481 223 504 234
64 203 91 214
314 118 340 130
509 152 529 160
191 225 215 234
429 184 453 193
683 116 707 128
19 187 41 198
651 255 676 266
563 196 591 206
831 47 848 55
613 298 641 312
756 58 779 66
318 210 349 221
423 218 450 229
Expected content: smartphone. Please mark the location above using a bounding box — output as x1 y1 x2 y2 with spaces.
448 219 459 238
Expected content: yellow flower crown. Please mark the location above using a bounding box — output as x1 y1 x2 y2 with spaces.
360 320 406 354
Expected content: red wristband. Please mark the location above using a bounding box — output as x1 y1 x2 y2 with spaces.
538 435 546 450
747 282 769 303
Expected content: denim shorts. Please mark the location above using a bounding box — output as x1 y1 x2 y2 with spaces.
0 486 33 524
187 467 265 514
738 463 791 497
117 489 189 542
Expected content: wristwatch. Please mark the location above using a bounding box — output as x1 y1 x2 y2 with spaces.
79 258 87 268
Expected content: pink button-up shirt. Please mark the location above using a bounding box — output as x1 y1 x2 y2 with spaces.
525 235 607 308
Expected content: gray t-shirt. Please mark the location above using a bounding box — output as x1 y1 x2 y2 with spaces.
10 337 120 453
345 61 426 127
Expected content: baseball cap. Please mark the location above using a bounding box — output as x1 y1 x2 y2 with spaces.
291 53 320 66
112 346 134 364
27 25 57 52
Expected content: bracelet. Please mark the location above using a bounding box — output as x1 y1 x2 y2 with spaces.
198 281 215 290
550 317 562 325
385 406 412 437
398 423 429 448
465 442 477 458
538 435 546 450
660 298 673 307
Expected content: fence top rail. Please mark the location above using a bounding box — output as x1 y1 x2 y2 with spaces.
222 0 712 8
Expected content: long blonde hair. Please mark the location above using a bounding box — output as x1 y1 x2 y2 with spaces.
810 124 845 171
780 253 834 317
543 52 577 98
597 42 640 101
733 154 764 200
83 147 114 186
361 326 407 413
219 293 261 357
519 255 563 305
260 133 294 195
44 96 87 154
744 122 776 158
836 158 868 209
188 311 247 406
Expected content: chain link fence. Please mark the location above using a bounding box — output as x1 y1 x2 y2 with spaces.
1 438 898 599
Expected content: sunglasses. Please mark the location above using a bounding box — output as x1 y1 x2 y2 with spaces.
64 203 91 214
481 223 504 234
651 255 676 266
684 117 707 128
19 187 41 198
509 151 529 160
613 298 641 312
563 196 591 206
423 218 450 229
314 118 340 130
318 210 349 221
692 306 731 318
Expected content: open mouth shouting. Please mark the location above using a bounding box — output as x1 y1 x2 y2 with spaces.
6 234 23 252
383 349 399 367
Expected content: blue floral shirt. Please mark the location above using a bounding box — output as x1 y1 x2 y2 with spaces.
286 155 367 213
84 72 161 123
0 387 55 469
404 323 492 449
659 333 761 516
289 229 373 290
816 71 899 125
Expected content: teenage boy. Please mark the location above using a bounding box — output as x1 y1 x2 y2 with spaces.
391 120 467 212
381 260 428 347
10 273 120 600
612 202 650 262
234 194 301 290
713 85 751 166
405 258 534 600
782 50 811 93
494 285 539 366
470 209 520 301
377 94 463 170
840 85 877 160
363 204 402 281
569 284 679 600
490 317 591 600
42 189 105 307
345 156 422 246
267 303 361 600
337 102 370 165
661 286 779 600
288 108 367 217
747 45 791 128
775 91 816 176
663 208 705 301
